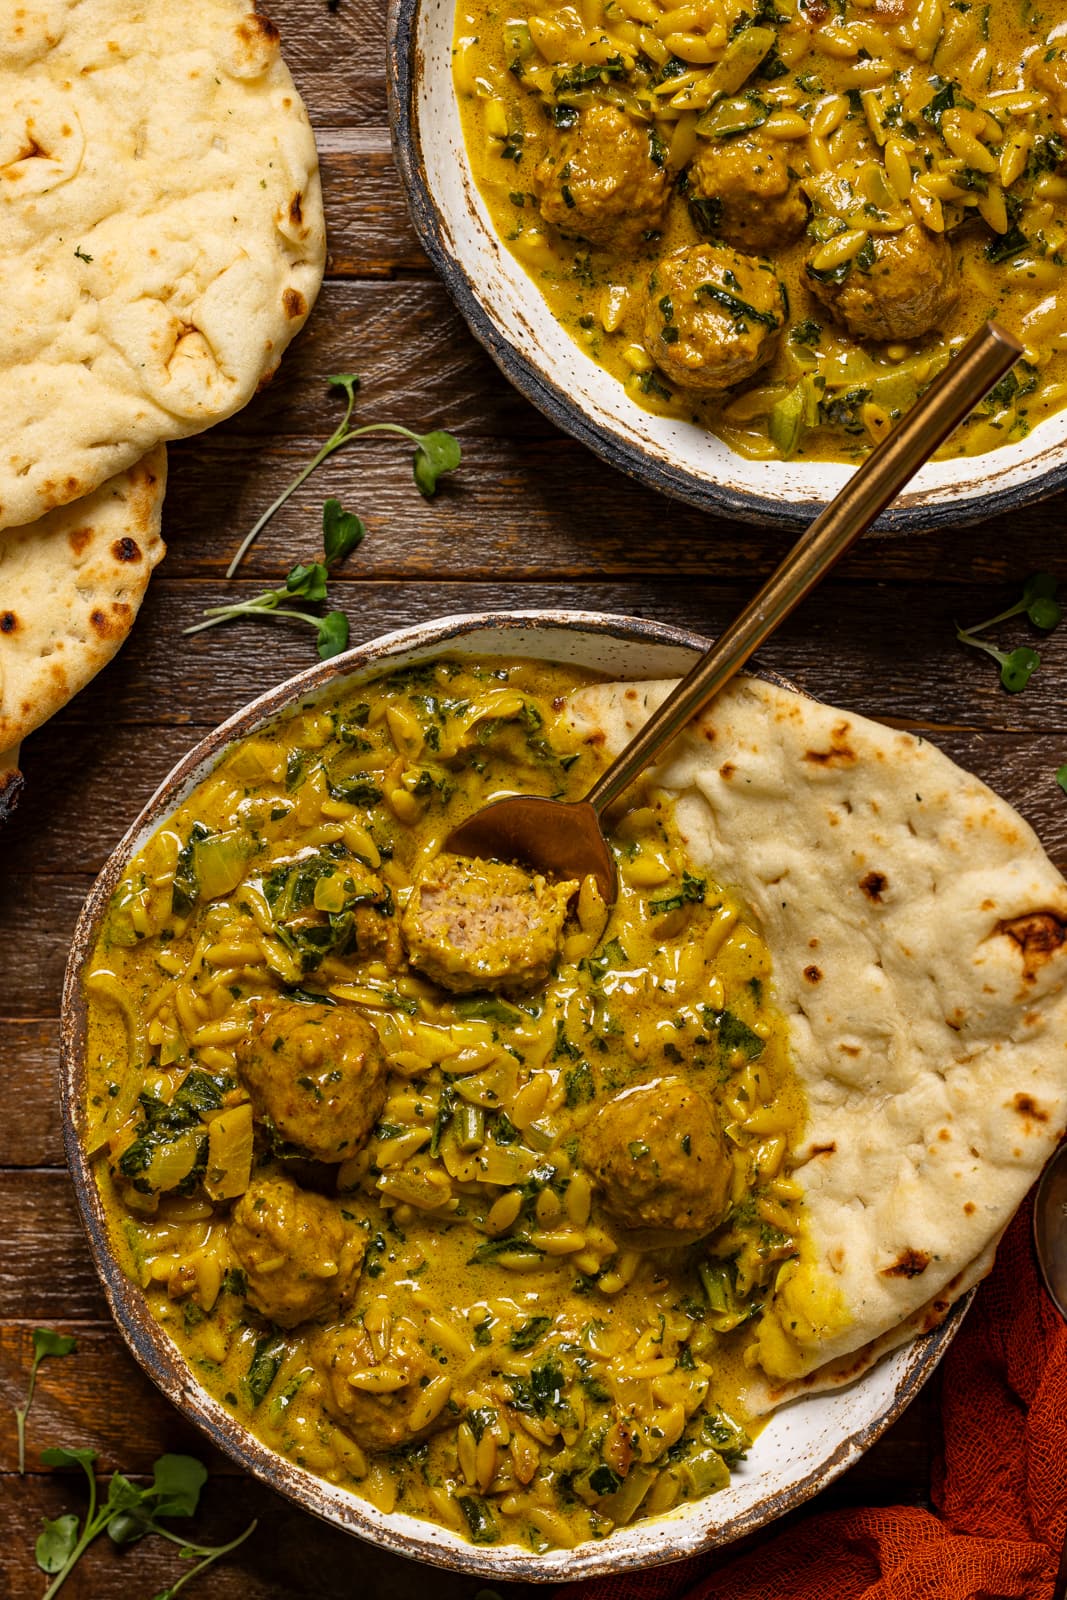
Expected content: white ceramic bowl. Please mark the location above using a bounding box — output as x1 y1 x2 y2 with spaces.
387 2 1067 533
61 613 969 1580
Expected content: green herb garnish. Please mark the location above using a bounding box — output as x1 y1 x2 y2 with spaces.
14 1329 77 1475
226 374 461 575
35 1448 255 1599
956 574 1061 692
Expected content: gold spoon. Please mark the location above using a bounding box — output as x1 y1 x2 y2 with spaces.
1033 1145 1067 1600
447 321 1022 901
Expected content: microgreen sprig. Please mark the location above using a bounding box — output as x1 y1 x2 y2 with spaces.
225 374 461 576
961 572 1062 637
956 573 1061 693
14 1329 77 1476
185 499 365 659
956 635 1041 693
35 1448 255 1600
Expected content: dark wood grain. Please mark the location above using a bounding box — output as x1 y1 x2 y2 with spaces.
3 0 1065 1593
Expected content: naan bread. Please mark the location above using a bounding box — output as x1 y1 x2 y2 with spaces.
0 0 324 531
565 677 1067 1398
0 449 167 752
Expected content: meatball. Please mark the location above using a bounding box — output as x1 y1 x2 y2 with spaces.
533 104 670 252
310 1316 451 1452
1032 50 1067 139
686 137 808 253
401 853 576 993
582 1077 731 1238
807 224 958 342
230 1174 365 1328
238 1000 388 1163
644 243 786 393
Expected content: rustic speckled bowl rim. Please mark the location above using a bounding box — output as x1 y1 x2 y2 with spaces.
61 611 970 1581
386 0 1067 535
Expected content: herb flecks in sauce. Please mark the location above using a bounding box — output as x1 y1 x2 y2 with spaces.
455 1 1067 463
85 656 808 1552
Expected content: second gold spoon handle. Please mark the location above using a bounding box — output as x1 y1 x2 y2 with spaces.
586 320 1023 815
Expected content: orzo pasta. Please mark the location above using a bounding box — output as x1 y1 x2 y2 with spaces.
85 656 807 1551
454 0 1067 461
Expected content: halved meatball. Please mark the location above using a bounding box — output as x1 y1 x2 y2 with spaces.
533 104 670 251
310 1316 452 1452
582 1077 731 1238
401 853 576 993
238 1000 388 1163
1032 50 1067 139
807 223 958 342
644 243 786 393
230 1173 365 1328
686 137 808 253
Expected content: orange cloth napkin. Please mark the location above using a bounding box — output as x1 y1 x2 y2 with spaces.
558 1199 1067 1600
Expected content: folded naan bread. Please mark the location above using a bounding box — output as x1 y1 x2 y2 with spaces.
0 449 167 763
0 0 324 531
566 677 1067 1402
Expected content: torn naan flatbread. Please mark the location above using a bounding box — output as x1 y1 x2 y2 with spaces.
565 676 1067 1400
0 449 167 756
0 0 324 530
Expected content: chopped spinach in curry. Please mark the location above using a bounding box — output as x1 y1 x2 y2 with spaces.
454 0 1067 461
85 657 807 1551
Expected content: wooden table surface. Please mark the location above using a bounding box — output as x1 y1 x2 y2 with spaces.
4 2 1067 1594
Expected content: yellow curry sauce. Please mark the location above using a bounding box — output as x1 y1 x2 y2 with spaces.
85 657 807 1551
454 0 1067 462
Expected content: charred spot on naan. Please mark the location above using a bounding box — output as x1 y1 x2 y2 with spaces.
880 1248 931 1279
996 911 1067 980
1 612 18 634
803 721 857 768
860 870 888 902
111 537 142 563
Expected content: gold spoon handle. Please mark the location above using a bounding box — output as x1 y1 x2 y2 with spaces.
586 320 1023 815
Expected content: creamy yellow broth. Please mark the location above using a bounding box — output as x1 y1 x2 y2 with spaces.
454 0 1067 462
85 656 808 1551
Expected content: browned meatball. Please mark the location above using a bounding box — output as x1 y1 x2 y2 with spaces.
686 137 808 252
401 853 576 993
807 224 958 342
230 1174 365 1328
644 243 786 393
582 1077 731 1238
310 1315 452 1452
238 1000 388 1163
1032 49 1067 139
533 104 670 251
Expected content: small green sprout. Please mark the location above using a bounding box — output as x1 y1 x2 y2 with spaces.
1056 765 1067 796
956 574 1061 693
225 374 461 576
36 1447 255 1599
14 1328 77 1475
961 572 1062 636
956 635 1041 693
186 500 365 660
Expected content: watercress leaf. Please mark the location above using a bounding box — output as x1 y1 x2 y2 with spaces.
1000 645 1040 692
1058 765 1067 796
36 1513 80 1573
1029 596 1062 631
41 1445 98 1474
1023 572 1058 604
33 1329 78 1363
151 1453 208 1519
285 562 329 602
316 610 350 660
322 499 366 565
412 430 462 498
327 372 361 401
